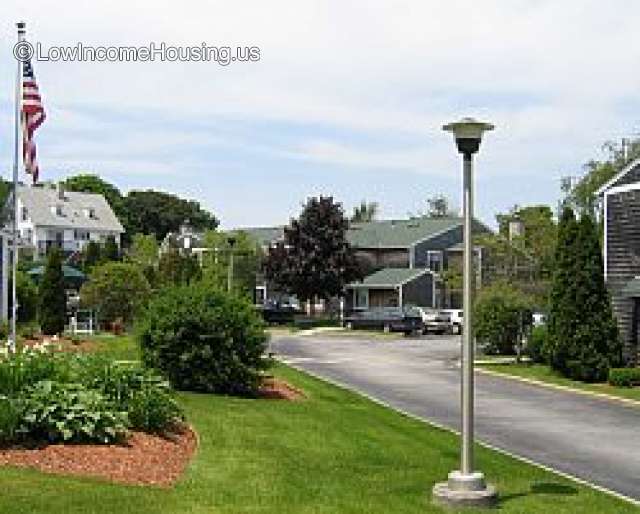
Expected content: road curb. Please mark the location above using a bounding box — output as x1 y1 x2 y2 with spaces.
280 359 640 508
476 367 640 409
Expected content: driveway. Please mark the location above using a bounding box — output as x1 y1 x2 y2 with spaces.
270 333 640 502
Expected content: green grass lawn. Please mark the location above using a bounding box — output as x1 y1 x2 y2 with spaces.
479 362 640 402
89 334 141 361
0 363 635 513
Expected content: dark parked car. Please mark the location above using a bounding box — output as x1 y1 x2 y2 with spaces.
258 299 300 324
344 306 423 335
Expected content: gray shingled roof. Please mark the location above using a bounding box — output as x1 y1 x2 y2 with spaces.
18 185 124 232
348 268 429 288
238 226 285 247
239 217 468 249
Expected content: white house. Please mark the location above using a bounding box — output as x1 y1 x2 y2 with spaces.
9 183 124 259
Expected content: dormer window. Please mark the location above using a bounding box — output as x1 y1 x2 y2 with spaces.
83 208 97 219
50 205 64 217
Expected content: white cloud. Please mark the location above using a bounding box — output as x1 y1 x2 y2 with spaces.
0 0 638 225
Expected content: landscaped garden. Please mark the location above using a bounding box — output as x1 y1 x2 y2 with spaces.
0 354 635 514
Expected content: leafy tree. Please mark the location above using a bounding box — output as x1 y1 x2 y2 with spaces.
126 234 159 285
545 207 580 372
157 249 201 287
564 137 640 215
351 201 379 223
80 262 151 325
496 205 557 278
123 190 218 241
474 282 533 355
569 214 621 380
201 230 262 296
38 248 67 335
264 196 363 312
101 235 120 262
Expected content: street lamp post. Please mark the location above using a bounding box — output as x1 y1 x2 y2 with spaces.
433 117 497 509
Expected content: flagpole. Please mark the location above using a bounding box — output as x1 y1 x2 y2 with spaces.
10 22 25 352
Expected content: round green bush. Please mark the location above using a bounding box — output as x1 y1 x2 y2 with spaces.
474 282 533 355
137 284 270 395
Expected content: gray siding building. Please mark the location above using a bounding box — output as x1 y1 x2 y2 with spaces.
598 158 640 365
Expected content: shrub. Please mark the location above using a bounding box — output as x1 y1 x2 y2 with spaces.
608 368 640 387
127 386 183 432
21 380 128 443
38 248 67 335
0 350 63 396
474 283 533 355
526 325 548 363
0 351 184 442
70 355 183 432
138 283 270 395
0 396 23 443
80 262 151 325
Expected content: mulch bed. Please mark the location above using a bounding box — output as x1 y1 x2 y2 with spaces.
259 377 305 400
0 425 197 487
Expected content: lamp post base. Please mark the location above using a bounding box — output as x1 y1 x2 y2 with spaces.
432 471 497 509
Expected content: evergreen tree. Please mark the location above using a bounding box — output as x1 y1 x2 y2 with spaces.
570 214 621 381
38 248 67 335
545 207 579 372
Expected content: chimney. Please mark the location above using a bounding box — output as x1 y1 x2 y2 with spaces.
57 183 65 201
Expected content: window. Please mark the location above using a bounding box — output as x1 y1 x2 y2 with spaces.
83 208 97 219
354 289 369 309
21 207 28 221
74 229 90 241
427 250 443 272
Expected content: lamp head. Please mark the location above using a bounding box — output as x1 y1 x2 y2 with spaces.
443 117 494 157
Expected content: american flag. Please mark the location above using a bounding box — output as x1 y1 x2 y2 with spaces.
22 58 46 184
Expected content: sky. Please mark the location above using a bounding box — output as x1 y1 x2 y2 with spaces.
1 1 639 229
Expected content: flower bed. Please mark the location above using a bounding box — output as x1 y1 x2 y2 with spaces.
0 346 185 445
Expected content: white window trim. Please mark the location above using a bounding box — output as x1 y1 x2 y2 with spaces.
426 250 443 272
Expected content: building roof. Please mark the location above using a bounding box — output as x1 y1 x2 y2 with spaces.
621 277 640 298
348 267 430 288
239 217 479 249
16 184 124 232
596 157 640 196
348 217 463 248
237 226 285 247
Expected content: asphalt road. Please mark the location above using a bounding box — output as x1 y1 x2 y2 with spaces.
270 333 640 502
